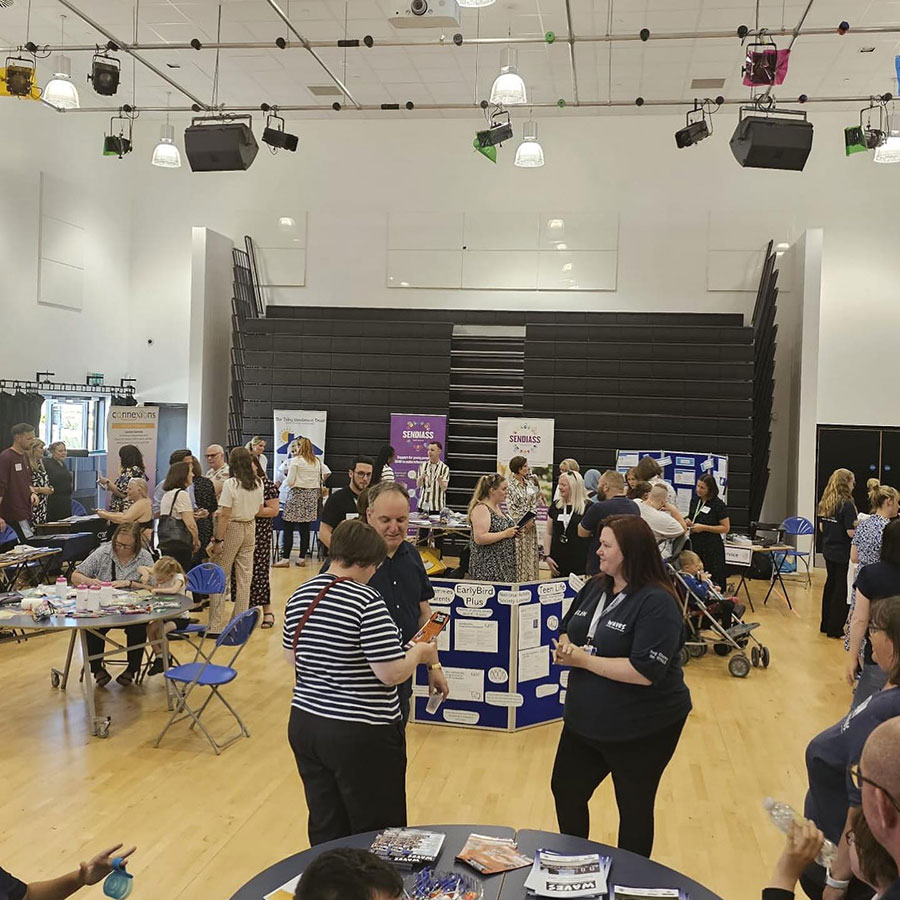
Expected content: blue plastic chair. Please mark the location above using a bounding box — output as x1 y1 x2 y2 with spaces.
186 562 226 595
70 499 87 516
0 524 18 547
154 607 261 754
780 516 815 585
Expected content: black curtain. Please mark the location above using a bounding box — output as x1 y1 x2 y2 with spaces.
0 390 44 451
110 393 137 407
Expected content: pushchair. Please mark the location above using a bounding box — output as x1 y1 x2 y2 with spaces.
668 562 771 678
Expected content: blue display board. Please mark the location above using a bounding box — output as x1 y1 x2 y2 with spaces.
616 449 728 516
412 576 579 732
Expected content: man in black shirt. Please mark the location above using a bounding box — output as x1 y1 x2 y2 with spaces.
577 470 640 575
319 456 373 551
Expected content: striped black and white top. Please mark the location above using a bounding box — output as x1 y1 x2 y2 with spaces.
282 574 405 725
417 460 450 512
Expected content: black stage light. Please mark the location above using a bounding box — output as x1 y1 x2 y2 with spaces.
476 119 513 148
675 118 709 148
103 134 132 158
89 54 120 96
261 109 298 152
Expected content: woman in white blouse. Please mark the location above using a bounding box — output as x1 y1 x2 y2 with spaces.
276 438 330 568
207 448 265 633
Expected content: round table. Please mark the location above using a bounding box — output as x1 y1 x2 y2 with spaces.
3 597 193 738
229 823 724 900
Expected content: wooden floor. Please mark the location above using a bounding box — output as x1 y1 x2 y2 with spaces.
0 564 851 900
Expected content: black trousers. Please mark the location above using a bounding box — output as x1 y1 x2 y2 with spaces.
288 707 407 846
551 717 687 858
84 625 148 674
159 542 194 576
799 861 873 900
821 559 850 638
281 522 311 560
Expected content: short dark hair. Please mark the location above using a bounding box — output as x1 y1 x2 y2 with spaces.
169 448 192 466
350 456 374 472
628 480 653 500
509 455 528 474
428 441 443 451
294 848 403 900
881 519 900 567
329 519 387 568
634 455 662 481
11 423 34 438
118 444 145 472
163 461 192 491
697 473 719 499
850 807 898 890
190 456 203 479
869 595 900 685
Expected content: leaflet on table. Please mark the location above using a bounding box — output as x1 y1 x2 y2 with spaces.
456 833 532 875
370 828 446 869
454 619 499 654
264 875 300 900
523 850 611 898
610 888 685 899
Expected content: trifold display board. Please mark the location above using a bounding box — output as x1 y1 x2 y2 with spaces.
615 449 728 517
411 576 580 731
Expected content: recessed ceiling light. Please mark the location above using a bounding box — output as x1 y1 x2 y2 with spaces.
859 46 876 53
166 62 181 69
690 77 726 90
307 83 343 97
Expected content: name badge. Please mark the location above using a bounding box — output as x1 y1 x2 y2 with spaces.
345 512 359 520
700 505 711 515
14 463 22 472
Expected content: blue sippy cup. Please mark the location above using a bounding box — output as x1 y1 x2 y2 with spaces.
103 857 134 899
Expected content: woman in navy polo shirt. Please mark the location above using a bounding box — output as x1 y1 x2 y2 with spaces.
551 514 692 858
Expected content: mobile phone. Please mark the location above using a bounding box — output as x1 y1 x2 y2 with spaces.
425 692 444 715
517 511 536 528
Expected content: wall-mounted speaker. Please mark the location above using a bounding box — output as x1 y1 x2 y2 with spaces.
730 115 813 171
184 119 259 172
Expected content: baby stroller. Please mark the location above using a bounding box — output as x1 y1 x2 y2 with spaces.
668 562 771 678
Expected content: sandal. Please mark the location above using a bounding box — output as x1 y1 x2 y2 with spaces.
261 612 275 629
94 668 112 687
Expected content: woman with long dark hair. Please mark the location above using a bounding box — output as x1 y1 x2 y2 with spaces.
551 514 692 858
372 445 396 486
687 474 730 590
98 444 146 513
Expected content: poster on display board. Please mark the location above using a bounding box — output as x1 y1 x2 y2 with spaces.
106 407 159 486
389 413 447 513
273 410 327 483
496 418 555 506
616 449 728 517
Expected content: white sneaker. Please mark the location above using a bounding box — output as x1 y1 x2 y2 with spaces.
274 559 291 568
296 558 307 567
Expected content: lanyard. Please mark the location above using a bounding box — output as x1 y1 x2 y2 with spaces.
559 504 573 532
586 590 627 642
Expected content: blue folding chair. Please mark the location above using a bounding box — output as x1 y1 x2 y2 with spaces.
0 524 18 548
165 563 227 659
154 607 260 754
70 499 87 516
780 516 814 586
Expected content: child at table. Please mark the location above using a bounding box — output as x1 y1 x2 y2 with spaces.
679 550 744 628
139 556 191 675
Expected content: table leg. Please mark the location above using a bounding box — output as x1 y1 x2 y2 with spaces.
80 630 102 736
764 553 792 608
53 630 78 689
736 574 755 613
162 630 175 711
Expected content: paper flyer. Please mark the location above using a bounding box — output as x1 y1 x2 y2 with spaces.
518 645 550 682
454 619 499 654
442 666 485 702
517 603 541 650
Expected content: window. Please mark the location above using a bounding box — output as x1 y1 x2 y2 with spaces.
40 395 108 451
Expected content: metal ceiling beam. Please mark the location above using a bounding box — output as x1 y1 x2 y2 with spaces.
261 0 361 109
563 0 579 106
52 0 210 109
13 22 900 54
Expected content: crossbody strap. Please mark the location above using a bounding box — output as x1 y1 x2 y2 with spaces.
291 576 352 653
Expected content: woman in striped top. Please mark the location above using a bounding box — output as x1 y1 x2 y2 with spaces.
283 518 439 846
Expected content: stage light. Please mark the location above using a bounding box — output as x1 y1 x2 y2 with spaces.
514 119 544 167
89 54 120 96
675 97 723 148
3 56 36 98
43 54 79 109
151 123 181 168
260 105 298 152
675 119 709 148
474 108 512 162
874 132 900 164
490 48 527 105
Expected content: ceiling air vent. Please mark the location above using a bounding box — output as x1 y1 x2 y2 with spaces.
0 0 16 9
307 84 343 97
690 77 726 90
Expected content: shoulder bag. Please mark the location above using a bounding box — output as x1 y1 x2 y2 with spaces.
157 488 193 551
291 575 352 652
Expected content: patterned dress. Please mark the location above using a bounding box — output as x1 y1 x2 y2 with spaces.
469 505 517 582
845 514 889 657
192 475 218 564
233 475 279 608
506 476 540 582
31 462 49 525
112 465 146 513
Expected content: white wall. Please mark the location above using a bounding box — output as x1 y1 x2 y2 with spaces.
187 228 234 454
0 102 133 385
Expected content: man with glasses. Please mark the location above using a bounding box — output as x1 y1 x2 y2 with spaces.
204 444 230 498
856 720 900 899
318 456 374 552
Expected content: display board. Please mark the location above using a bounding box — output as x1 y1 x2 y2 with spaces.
273 410 327 477
390 413 448 513
412 576 579 732
496 418 555 506
616 449 728 517
106 406 159 486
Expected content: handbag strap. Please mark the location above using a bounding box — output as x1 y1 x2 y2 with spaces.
292 575 352 653
162 488 183 517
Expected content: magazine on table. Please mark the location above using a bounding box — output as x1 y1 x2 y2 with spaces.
610 888 686 899
370 827 446 869
523 849 611 897
456 833 532 875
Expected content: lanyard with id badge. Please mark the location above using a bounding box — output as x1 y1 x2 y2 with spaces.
583 590 627 655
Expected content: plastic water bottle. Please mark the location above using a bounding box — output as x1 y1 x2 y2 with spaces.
764 797 837 868
75 585 90 613
55 577 68 600
88 584 102 613
103 858 133 899
100 581 114 604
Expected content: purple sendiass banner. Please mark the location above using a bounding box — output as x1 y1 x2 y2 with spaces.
389 413 448 513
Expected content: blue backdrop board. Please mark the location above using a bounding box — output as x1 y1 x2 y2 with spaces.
616 449 728 517
412 576 579 732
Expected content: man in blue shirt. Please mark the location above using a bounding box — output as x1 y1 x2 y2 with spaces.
577 470 640 575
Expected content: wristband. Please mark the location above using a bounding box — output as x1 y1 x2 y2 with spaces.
825 870 850 890
428 663 442 671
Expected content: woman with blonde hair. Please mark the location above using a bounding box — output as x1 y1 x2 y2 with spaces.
467 474 518 581
97 478 154 549
244 435 268 476
817 468 858 638
545 471 592 577
28 439 52 525
277 437 330 568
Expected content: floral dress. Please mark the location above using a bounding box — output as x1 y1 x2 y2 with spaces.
845 514 889 657
112 465 146 513
506 476 540 582
31 463 49 525
233 475 279 608
469 506 517 582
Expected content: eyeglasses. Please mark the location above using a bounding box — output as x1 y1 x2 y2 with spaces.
113 541 135 551
354 471 373 479
848 763 900 814
205 453 219 459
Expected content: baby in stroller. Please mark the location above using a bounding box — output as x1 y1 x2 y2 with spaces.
678 550 745 629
